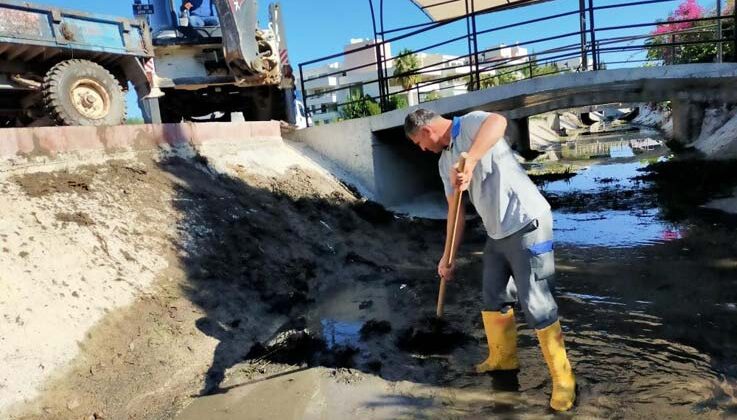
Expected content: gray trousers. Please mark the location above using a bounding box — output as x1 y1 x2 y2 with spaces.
482 211 558 330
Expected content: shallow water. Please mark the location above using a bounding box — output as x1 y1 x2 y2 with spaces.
320 319 362 349
553 207 685 247
541 135 686 247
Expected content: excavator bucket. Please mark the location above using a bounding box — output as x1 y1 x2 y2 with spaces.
212 0 265 79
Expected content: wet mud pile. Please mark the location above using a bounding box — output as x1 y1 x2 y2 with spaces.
396 316 469 355
165 155 466 378
359 319 392 339
636 158 737 220
543 186 647 212
536 157 737 220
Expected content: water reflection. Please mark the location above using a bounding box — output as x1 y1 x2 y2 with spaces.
320 319 362 349
542 133 684 247
560 129 663 160
553 209 684 248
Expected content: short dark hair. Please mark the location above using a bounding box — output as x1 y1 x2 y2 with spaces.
404 108 439 138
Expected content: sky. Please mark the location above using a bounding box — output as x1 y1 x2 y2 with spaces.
37 0 721 116
39 0 719 65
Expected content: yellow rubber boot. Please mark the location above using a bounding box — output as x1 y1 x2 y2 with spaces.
536 320 576 411
475 310 519 373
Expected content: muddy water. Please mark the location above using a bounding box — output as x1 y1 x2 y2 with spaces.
177 130 737 419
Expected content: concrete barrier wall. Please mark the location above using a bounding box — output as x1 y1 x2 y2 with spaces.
0 121 282 164
287 118 443 206
286 118 378 199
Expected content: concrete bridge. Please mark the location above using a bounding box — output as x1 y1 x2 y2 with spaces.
289 63 737 209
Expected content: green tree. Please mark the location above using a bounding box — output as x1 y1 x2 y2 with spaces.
424 91 441 102
531 63 561 77
387 94 408 111
339 94 381 120
393 49 421 92
471 67 520 90
466 59 565 91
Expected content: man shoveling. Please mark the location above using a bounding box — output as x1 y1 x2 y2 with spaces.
404 108 576 411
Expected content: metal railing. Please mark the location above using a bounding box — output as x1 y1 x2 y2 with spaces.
299 0 737 125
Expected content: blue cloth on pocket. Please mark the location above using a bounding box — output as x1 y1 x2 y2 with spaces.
528 240 554 255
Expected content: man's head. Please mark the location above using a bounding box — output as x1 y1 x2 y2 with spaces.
404 108 447 153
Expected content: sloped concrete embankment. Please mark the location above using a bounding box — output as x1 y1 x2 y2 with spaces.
0 121 359 418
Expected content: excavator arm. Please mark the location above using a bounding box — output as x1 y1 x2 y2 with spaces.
212 0 274 82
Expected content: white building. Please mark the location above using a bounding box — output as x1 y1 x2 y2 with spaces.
553 56 592 72
410 53 471 103
480 43 529 68
300 39 394 124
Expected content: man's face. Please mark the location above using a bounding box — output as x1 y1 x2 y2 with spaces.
409 125 443 153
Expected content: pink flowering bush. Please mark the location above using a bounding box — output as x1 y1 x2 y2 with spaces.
652 0 704 36
646 0 734 64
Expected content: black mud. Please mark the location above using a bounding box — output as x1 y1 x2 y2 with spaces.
396 316 470 355
359 319 392 340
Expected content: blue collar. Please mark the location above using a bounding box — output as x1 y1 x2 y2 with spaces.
448 116 461 150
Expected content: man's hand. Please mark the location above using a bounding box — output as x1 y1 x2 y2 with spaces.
438 256 456 281
183 2 193 10
450 158 476 192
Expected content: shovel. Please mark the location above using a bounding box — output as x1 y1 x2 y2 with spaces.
436 152 468 318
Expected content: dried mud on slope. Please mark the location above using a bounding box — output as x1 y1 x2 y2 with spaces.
1 159 179 417
3 152 450 419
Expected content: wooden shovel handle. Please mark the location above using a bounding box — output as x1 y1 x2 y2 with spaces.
436 152 468 318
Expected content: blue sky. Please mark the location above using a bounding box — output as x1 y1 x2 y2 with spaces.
38 0 718 117
39 0 715 64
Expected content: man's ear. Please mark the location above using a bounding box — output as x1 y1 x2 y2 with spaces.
419 125 433 138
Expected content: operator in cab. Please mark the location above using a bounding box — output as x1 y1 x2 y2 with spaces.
181 0 219 27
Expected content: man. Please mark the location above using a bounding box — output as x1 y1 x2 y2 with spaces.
181 0 219 27
404 108 576 412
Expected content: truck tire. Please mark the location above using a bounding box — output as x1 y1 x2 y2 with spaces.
43 59 126 126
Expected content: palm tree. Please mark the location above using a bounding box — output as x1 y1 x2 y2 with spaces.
393 49 421 106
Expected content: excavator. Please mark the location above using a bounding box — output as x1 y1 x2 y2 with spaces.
139 0 297 124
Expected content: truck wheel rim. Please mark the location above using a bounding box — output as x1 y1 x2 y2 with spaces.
70 79 110 120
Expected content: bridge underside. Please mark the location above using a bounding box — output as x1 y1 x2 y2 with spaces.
288 64 737 211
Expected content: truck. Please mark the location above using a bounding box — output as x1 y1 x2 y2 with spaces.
0 0 154 127
142 0 296 124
